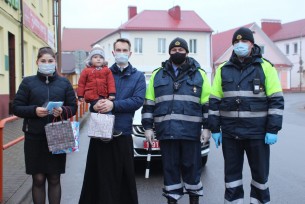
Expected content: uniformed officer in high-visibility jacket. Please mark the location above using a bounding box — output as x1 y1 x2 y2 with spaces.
141 37 211 204
209 27 284 204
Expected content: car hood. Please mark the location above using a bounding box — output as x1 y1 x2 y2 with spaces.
133 107 142 125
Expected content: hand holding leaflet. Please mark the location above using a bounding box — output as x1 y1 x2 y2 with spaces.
44 101 63 113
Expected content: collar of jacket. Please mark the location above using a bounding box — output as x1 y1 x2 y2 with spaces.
36 71 58 83
163 57 199 76
110 62 137 76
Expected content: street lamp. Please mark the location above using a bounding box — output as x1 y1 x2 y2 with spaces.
298 29 304 92
299 57 303 92
54 0 62 74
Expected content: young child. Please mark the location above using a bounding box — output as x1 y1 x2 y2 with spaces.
77 45 121 136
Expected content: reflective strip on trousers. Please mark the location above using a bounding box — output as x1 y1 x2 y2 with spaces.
251 179 268 190
184 181 203 196
164 183 183 191
225 179 243 188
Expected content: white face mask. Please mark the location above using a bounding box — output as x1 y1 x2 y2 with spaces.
114 53 129 65
38 64 56 75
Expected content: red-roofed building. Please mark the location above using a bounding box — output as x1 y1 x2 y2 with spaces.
93 5 213 79
62 28 115 52
262 19 305 91
212 23 292 90
61 28 115 85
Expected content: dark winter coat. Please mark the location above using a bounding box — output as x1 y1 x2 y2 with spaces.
13 72 77 140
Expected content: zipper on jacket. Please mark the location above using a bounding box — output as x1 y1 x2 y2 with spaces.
46 82 50 122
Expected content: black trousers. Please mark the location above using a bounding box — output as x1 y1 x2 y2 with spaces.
79 135 138 204
222 136 270 204
160 139 203 200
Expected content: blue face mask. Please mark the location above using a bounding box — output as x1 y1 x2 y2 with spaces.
233 42 250 57
38 64 56 75
115 53 129 65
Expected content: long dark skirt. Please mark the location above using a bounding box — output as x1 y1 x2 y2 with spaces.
79 135 138 204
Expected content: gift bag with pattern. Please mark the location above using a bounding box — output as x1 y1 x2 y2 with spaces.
87 113 115 141
45 107 75 152
52 121 80 154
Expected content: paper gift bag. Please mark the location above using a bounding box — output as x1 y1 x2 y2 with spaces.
45 119 75 152
88 113 115 141
52 121 80 154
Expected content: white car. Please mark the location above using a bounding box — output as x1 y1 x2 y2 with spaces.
132 108 210 166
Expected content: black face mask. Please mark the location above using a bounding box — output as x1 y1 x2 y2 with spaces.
170 52 187 65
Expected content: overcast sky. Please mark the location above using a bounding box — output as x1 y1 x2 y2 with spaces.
61 0 305 33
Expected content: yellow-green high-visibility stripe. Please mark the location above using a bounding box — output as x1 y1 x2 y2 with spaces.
198 69 211 104
211 62 226 99
261 59 283 96
145 68 161 101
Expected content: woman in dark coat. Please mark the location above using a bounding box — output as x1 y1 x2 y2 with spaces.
13 47 77 204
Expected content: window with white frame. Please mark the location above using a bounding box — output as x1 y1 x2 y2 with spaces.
158 38 166 53
134 38 143 54
285 44 289 55
189 39 197 54
294 43 298 54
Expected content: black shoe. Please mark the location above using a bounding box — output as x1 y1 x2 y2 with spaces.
189 196 199 204
167 198 177 204
113 130 122 137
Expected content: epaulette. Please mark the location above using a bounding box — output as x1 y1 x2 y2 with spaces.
262 58 274 67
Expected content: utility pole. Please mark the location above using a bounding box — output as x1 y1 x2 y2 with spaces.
300 30 304 92
54 0 62 74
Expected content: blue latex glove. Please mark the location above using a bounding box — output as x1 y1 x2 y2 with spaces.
212 132 222 148
265 133 277 145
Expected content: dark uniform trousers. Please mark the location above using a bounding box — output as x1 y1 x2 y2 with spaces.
160 140 203 200
222 135 270 204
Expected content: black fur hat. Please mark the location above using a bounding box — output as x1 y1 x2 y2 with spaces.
168 37 189 53
232 27 254 44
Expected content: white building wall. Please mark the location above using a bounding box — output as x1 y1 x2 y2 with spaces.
96 31 212 82
275 38 305 89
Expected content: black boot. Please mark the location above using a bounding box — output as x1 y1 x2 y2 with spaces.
167 197 177 204
189 195 199 204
